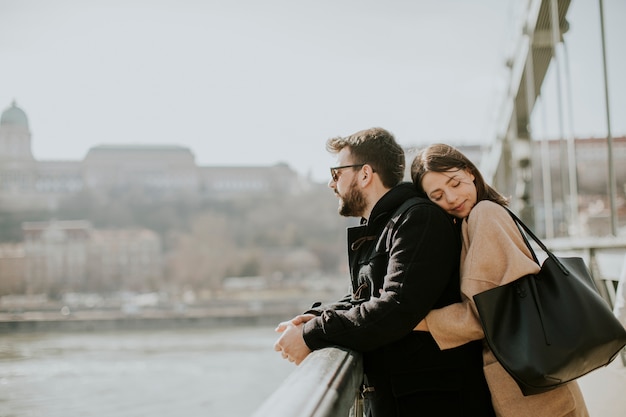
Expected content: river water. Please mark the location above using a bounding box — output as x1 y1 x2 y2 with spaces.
0 325 295 417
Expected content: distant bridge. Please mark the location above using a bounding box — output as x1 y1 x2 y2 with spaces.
481 0 621 239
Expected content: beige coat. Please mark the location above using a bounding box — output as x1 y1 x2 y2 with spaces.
425 201 589 417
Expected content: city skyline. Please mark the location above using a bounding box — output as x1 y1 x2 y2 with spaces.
1 0 625 182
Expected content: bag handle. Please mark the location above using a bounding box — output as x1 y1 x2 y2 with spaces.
504 207 570 276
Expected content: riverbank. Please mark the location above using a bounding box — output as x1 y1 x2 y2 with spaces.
0 304 306 333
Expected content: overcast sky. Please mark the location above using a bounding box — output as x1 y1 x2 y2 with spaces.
1 0 624 182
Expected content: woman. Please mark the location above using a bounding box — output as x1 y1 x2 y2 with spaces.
410 143 589 417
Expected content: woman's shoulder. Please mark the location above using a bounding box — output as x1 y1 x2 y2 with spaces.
466 200 520 240
470 200 509 220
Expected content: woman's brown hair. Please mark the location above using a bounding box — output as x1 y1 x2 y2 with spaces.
410 143 508 206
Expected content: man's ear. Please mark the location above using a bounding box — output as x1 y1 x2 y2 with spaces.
361 164 375 186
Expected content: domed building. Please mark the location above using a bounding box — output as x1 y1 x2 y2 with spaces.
0 101 304 213
1 100 30 131
0 101 86 211
0 101 33 161
0 101 40 210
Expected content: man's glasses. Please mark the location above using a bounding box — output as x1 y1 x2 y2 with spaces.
330 164 365 182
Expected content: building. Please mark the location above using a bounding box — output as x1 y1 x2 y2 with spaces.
530 137 626 237
88 228 163 293
0 101 306 212
22 220 91 294
21 220 162 294
0 243 26 295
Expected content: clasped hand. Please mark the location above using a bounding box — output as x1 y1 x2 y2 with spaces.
273 313 316 365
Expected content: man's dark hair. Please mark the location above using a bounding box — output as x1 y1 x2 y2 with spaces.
326 127 405 188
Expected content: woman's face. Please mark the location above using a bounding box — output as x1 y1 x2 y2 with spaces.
420 168 477 219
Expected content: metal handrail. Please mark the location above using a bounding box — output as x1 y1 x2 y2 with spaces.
252 347 363 417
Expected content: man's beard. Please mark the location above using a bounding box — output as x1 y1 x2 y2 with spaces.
338 177 367 217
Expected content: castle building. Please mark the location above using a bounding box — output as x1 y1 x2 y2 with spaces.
0 101 305 212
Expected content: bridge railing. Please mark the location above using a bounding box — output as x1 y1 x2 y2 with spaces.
542 236 626 299
252 346 363 417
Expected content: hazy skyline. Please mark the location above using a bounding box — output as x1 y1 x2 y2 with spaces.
1 0 624 182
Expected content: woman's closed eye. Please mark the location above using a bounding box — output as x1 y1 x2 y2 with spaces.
430 192 444 201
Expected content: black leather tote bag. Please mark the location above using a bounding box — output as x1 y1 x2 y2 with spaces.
473 209 626 396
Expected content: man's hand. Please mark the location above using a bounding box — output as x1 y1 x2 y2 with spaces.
275 313 316 333
273 316 314 365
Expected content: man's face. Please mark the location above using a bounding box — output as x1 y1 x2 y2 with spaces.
329 148 367 217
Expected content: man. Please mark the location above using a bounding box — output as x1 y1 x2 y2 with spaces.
274 128 494 416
